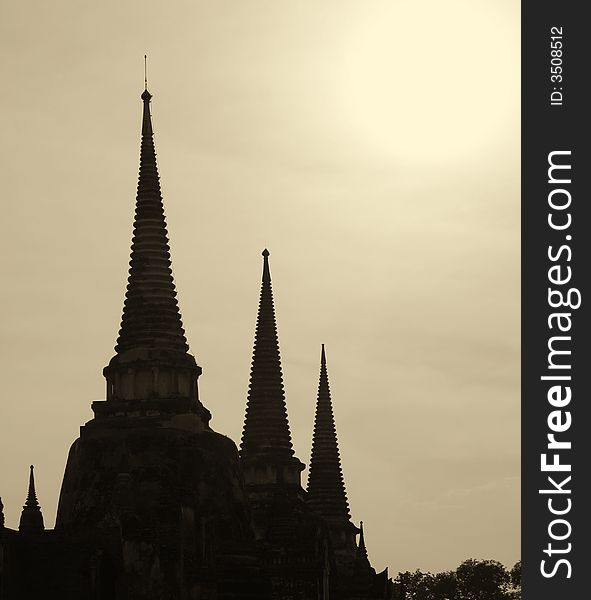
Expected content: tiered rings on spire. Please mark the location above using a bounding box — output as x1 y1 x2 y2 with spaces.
240 250 295 459
19 465 45 533
115 89 189 355
307 345 351 523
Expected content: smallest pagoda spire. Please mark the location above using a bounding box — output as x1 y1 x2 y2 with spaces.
357 521 368 560
307 344 350 523
19 465 44 533
307 345 360 568
352 519 375 578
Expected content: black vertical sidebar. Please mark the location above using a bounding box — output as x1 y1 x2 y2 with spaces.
522 3 590 600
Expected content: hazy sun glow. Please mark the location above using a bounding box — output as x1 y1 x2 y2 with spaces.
336 0 518 163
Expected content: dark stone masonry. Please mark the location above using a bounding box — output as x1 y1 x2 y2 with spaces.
0 87 393 600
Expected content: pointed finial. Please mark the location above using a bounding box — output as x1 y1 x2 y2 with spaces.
141 55 152 102
262 249 271 282
321 343 326 366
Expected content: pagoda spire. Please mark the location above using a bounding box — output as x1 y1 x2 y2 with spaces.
19 465 44 533
307 345 351 523
101 86 207 418
240 250 295 459
353 520 375 577
114 86 189 355
357 520 368 560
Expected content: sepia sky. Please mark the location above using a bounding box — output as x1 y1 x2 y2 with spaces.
0 0 519 574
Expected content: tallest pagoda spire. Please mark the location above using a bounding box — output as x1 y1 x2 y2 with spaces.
115 86 189 355
101 86 207 422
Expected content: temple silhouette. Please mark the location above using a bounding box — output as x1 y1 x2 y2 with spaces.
0 87 393 600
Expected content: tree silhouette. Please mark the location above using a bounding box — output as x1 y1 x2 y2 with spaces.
392 559 521 600
456 559 510 600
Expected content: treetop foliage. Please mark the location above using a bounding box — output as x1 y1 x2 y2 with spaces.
392 559 522 600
